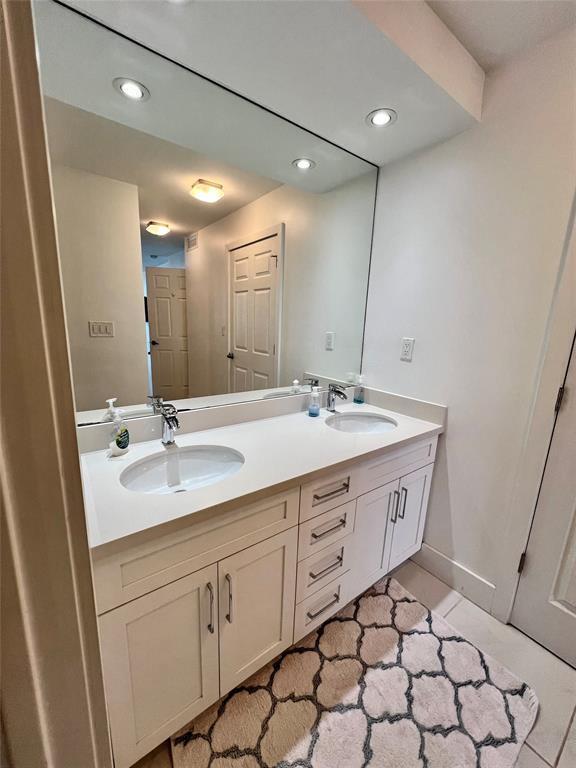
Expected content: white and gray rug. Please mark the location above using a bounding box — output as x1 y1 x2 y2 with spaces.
172 577 538 768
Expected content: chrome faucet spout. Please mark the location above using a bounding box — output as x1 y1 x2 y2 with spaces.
326 383 348 413
157 402 180 446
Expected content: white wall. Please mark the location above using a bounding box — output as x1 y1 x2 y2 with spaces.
186 173 376 396
363 27 576 606
52 166 149 411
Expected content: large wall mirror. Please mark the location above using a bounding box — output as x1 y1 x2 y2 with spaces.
34 1 377 424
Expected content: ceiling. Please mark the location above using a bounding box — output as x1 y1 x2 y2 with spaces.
429 1 576 71
54 0 479 166
44 99 281 257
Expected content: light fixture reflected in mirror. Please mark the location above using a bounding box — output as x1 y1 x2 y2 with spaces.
292 158 316 171
113 77 151 102
145 221 170 236
366 108 397 127
190 179 224 203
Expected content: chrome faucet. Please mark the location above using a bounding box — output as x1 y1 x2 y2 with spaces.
149 396 180 446
326 383 348 413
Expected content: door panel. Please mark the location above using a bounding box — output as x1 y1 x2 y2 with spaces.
99 565 219 768
351 481 397 595
388 465 432 571
229 233 279 393
146 267 189 399
218 528 297 695
512 343 576 666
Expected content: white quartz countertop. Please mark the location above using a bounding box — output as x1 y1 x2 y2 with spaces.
81 403 443 552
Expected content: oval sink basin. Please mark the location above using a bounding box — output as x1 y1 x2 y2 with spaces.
119 445 245 495
325 412 397 434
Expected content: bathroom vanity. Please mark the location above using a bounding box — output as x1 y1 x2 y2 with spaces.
81 403 442 767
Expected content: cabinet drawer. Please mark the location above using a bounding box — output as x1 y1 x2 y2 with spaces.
300 467 359 522
294 573 351 642
93 488 299 613
356 436 437 496
296 536 351 603
297 500 355 561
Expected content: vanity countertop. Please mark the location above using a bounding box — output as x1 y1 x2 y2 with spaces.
81 403 443 552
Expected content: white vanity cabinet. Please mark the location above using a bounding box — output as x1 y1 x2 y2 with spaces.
94 434 439 768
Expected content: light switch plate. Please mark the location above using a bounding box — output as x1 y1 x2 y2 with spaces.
400 337 415 362
325 331 335 351
89 320 115 338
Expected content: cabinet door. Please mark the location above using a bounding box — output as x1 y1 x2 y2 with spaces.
387 464 433 571
99 565 219 768
350 479 398 597
219 528 297 695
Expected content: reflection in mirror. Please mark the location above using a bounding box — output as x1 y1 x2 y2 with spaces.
34 1 377 424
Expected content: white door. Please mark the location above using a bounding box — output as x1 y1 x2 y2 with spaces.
352 481 396 595
228 233 280 393
512 342 576 666
98 565 219 768
146 267 189 400
218 528 297 695
387 464 433 571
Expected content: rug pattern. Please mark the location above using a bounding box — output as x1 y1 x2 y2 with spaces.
172 577 538 768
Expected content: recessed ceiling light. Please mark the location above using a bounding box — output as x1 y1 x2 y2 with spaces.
113 77 150 102
190 179 224 203
366 108 397 127
292 158 316 171
146 221 170 236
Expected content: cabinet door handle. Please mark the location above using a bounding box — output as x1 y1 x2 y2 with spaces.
309 554 343 581
306 592 340 621
207 582 215 634
391 490 400 524
225 573 233 623
311 517 346 541
312 480 349 503
399 487 408 519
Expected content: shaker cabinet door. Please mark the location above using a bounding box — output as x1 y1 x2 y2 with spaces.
387 464 433 571
218 528 297 695
99 564 220 768
351 480 397 596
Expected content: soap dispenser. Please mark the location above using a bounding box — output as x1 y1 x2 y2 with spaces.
308 386 321 417
354 374 366 404
104 398 130 456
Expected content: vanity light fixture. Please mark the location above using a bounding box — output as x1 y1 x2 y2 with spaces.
366 108 397 127
189 179 224 203
145 221 170 236
113 77 151 102
292 158 316 171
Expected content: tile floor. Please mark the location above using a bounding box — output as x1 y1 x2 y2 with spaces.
136 560 576 768
393 561 576 768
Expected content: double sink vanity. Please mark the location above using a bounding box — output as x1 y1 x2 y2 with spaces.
80 396 444 767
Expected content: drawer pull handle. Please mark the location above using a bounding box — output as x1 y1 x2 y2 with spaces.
306 592 340 621
311 518 346 541
391 490 400 524
313 480 350 504
225 573 233 623
399 487 408 519
310 554 343 581
207 582 215 634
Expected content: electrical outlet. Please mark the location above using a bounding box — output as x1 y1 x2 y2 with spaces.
325 331 335 351
400 337 415 362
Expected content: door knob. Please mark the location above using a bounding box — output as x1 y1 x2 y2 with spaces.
151 340 159 346
226 352 235 359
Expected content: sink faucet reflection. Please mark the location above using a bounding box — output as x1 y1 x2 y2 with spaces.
149 396 180 446
326 383 348 413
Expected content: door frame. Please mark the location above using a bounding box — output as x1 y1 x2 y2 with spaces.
226 223 285 393
492 192 576 622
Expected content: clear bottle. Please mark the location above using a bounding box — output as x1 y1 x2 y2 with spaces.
308 386 321 417
354 374 366 404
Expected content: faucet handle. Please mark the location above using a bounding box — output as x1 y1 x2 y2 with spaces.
148 395 164 413
329 383 348 398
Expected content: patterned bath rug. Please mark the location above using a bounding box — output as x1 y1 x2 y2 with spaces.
171 576 538 768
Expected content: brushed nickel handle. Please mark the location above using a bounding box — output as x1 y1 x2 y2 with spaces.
312 480 350 504
306 592 340 621
207 582 215 634
311 518 346 541
309 554 343 581
399 487 408 519
391 490 400 524
225 573 233 623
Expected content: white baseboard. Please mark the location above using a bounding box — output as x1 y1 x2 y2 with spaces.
412 543 496 613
